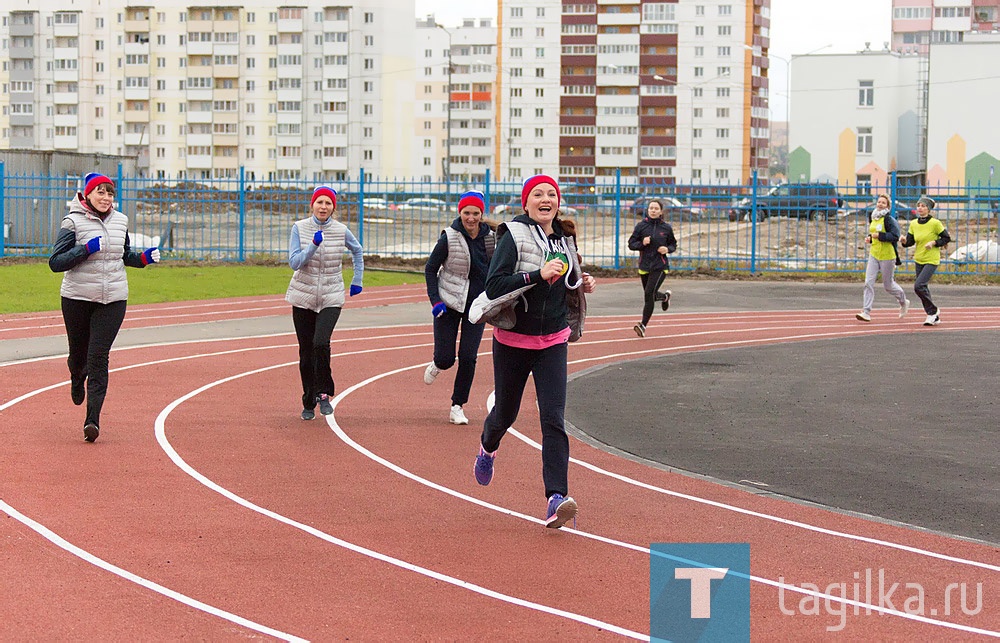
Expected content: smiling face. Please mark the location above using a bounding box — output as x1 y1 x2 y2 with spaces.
876 195 890 210
311 195 335 222
524 182 559 232
86 184 116 214
459 205 483 236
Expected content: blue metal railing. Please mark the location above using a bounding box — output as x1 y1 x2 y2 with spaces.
1 165 997 275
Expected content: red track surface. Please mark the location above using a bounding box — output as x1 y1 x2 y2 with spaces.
2 282 998 640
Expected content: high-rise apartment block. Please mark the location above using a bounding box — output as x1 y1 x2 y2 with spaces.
2 1 417 183
2 1 772 186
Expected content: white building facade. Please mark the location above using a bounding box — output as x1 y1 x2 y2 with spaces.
0 0 415 182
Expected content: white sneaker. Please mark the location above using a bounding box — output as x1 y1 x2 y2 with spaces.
855 311 871 322
449 404 469 425
923 312 940 326
423 362 441 385
899 299 910 318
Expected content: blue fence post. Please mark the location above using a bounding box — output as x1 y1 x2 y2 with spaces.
0 161 5 258
237 166 246 262
614 167 622 270
750 170 758 274
484 168 491 212
358 167 366 248
889 170 898 219
116 163 124 216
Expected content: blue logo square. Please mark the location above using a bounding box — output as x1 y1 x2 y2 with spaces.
650 543 750 642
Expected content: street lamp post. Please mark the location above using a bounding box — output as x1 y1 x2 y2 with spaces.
436 23 453 188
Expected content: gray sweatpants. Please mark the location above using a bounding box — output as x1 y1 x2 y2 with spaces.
862 255 906 313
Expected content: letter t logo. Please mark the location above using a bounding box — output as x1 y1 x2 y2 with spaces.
674 567 729 618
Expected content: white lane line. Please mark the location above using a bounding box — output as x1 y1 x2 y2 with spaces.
150 361 647 641
0 499 307 642
4 326 997 637
325 363 1000 637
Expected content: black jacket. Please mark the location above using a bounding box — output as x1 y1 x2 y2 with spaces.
485 215 573 337
627 216 677 272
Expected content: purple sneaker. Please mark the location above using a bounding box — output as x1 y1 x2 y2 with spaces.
474 446 496 486
545 494 578 529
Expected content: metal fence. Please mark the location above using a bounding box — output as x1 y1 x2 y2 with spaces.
1 163 998 275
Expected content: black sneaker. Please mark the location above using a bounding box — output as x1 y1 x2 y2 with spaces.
660 290 672 312
301 408 316 420
633 323 646 338
71 376 85 406
317 393 333 415
83 422 100 443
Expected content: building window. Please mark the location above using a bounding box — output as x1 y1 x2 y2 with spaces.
858 80 873 107
857 126 872 154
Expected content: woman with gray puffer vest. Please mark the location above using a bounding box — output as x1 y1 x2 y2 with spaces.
48 173 161 443
286 185 364 421
423 190 496 426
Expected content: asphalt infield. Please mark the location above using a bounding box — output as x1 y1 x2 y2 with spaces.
566 280 1000 545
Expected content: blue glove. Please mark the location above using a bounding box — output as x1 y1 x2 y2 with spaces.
432 302 448 318
85 236 103 254
142 248 160 265
350 284 362 297
313 230 323 246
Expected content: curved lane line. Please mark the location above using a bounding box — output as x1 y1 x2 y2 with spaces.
0 499 307 642
151 361 648 641
4 320 997 637
326 361 1000 637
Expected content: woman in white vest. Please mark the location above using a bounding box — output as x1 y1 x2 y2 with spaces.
48 173 160 443
471 175 596 529
423 190 496 425
285 185 364 420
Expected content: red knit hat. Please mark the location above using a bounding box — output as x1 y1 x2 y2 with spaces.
311 185 337 207
457 190 486 214
521 174 560 210
83 173 114 197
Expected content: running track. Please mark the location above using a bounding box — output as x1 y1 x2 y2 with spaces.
1 282 998 640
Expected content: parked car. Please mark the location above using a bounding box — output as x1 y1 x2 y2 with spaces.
362 197 391 210
728 183 844 222
396 197 448 211
839 199 918 222
631 195 703 219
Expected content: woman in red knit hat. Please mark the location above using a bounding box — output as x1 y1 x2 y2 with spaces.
285 185 364 420
472 174 596 529
423 190 496 425
48 172 161 443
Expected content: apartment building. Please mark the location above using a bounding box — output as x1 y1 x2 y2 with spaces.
415 16 498 184
0 0 415 183
543 0 770 188
891 0 1000 54
3 1 771 186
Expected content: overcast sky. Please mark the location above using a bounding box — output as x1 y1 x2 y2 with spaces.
414 0 893 119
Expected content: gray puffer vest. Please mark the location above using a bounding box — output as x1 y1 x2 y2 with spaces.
437 226 496 312
59 197 130 304
285 217 348 312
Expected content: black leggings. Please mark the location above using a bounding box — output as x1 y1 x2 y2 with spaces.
61 297 128 427
291 306 342 409
481 339 569 498
432 307 486 407
639 270 667 326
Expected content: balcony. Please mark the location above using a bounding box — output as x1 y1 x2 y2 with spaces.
124 87 150 101
187 110 213 124
186 156 212 170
